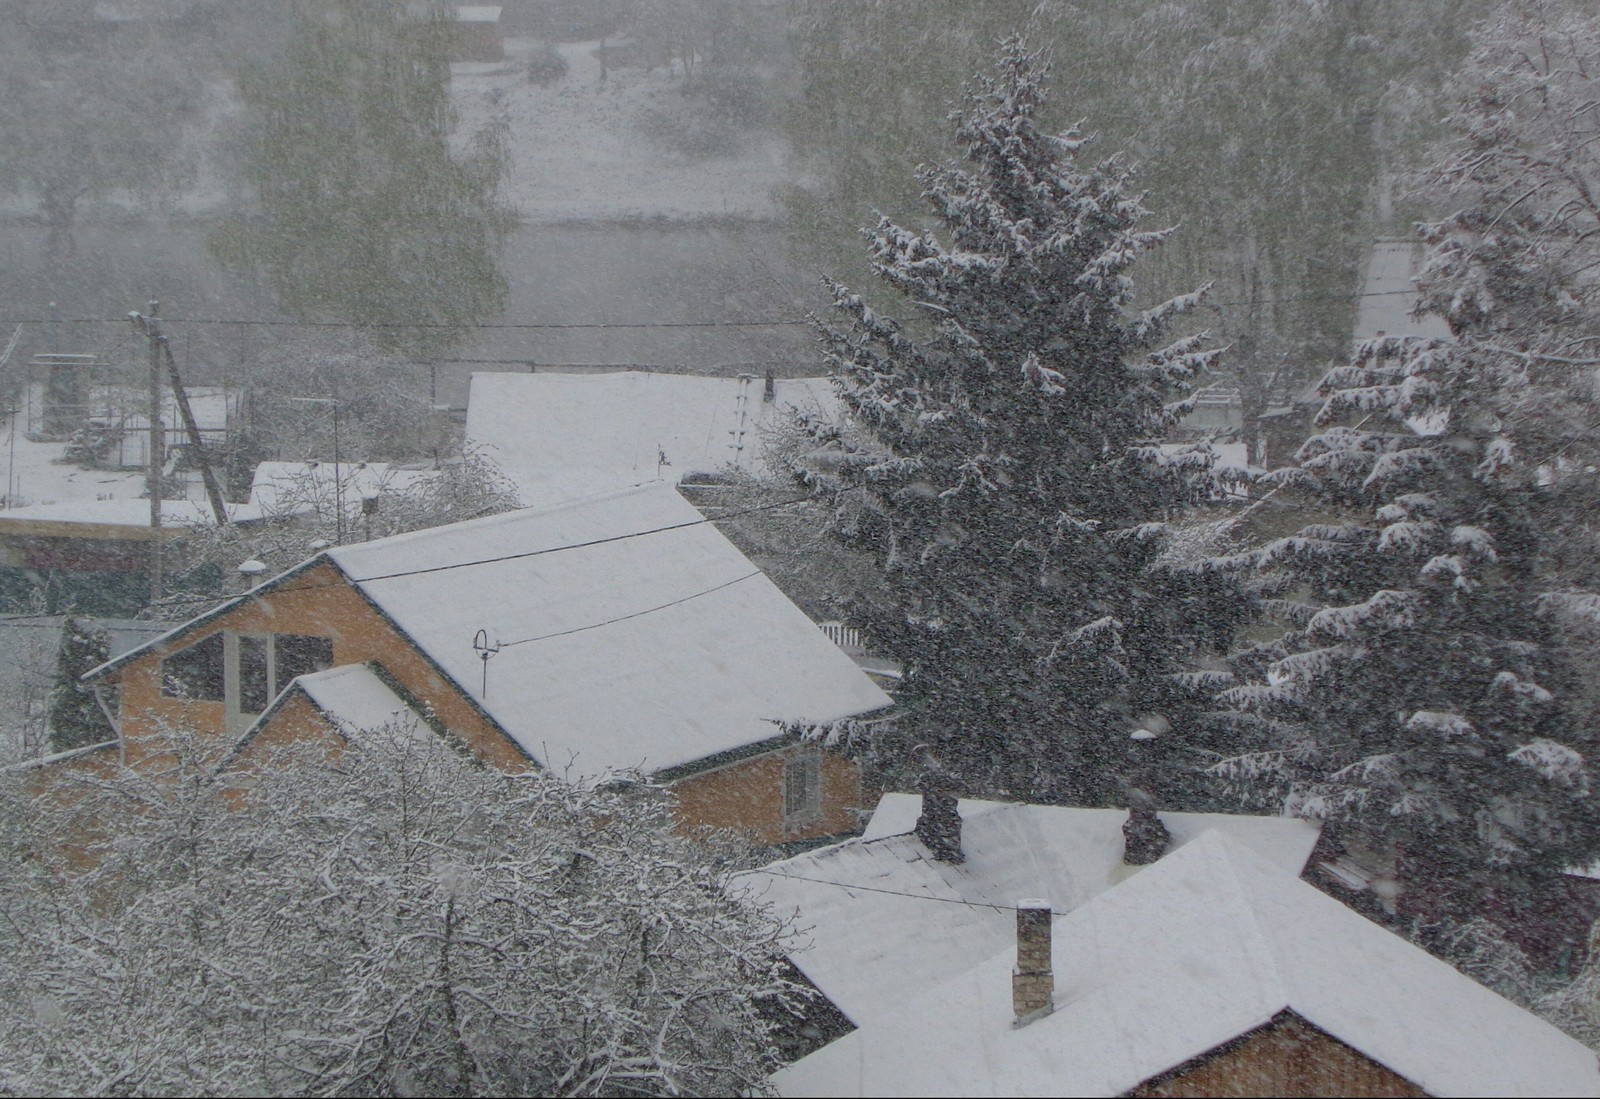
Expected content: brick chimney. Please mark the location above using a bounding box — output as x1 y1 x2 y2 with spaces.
1013 899 1054 1024
1122 803 1171 865
763 367 776 402
914 784 964 864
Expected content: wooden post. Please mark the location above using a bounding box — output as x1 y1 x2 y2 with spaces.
161 341 230 526
132 302 165 604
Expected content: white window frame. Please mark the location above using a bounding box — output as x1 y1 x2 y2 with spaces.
223 631 276 735
783 747 824 829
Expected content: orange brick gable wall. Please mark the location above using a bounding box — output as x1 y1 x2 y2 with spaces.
1129 1012 1426 1098
672 744 865 845
242 691 344 758
109 560 869 841
112 561 529 774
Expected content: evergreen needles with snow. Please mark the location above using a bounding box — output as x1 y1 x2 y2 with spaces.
1211 7 1600 900
45 616 113 754
793 37 1242 802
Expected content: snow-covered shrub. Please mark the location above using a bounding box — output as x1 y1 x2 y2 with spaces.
0 722 798 1096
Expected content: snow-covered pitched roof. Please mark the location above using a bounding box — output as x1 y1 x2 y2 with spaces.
291 664 429 741
465 371 835 507
1354 239 1451 344
773 830 1600 1099
247 461 435 514
88 483 888 777
0 496 268 530
318 483 889 775
746 795 1321 1030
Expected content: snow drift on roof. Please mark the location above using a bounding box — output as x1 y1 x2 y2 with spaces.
292 664 428 741
248 461 435 514
773 829 1599 1098
465 371 835 507
0 496 268 528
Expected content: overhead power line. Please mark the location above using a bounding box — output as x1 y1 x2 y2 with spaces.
9 317 812 331
135 493 814 615
1 286 1434 334
497 570 762 649
750 867 1015 911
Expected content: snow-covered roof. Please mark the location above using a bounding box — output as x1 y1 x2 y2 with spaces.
465 371 835 507
773 830 1600 1099
247 461 436 514
93 617 173 659
0 496 268 530
745 794 1321 1030
320 483 888 774
91 482 886 776
290 664 429 741
0 616 171 661
1354 239 1451 344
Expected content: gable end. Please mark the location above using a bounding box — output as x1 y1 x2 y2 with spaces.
1128 1010 1427 1098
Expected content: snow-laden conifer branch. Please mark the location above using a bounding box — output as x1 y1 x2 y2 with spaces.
787 33 1238 803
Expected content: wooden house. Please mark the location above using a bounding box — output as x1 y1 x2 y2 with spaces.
82 483 891 844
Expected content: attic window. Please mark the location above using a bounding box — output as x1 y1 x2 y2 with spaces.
784 747 823 828
276 634 335 685
228 632 337 722
161 633 225 701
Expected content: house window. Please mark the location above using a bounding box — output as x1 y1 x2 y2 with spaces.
238 635 272 714
225 632 335 729
784 748 824 828
161 633 225 701
276 634 335 685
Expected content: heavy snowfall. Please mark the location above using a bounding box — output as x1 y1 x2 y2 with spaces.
3 2 1600 1096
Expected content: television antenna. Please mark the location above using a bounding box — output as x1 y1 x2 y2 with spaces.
472 628 501 699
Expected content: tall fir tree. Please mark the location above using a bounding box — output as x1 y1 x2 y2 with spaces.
793 37 1242 803
47 616 112 754
1212 7 1600 907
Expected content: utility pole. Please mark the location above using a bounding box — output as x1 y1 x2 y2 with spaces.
2 406 17 510
130 302 165 604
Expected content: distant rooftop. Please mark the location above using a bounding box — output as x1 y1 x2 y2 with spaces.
1353 239 1451 345
466 371 835 508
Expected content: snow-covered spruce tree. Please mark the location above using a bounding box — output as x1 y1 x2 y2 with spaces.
45 616 113 753
1211 7 1600 907
794 37 1242 803
0 722 798 1096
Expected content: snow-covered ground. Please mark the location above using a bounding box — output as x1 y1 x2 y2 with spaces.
0 416 148 511
452 37 793 223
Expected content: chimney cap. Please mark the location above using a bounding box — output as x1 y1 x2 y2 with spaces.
236 559 267 575
1017 898 1051 911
